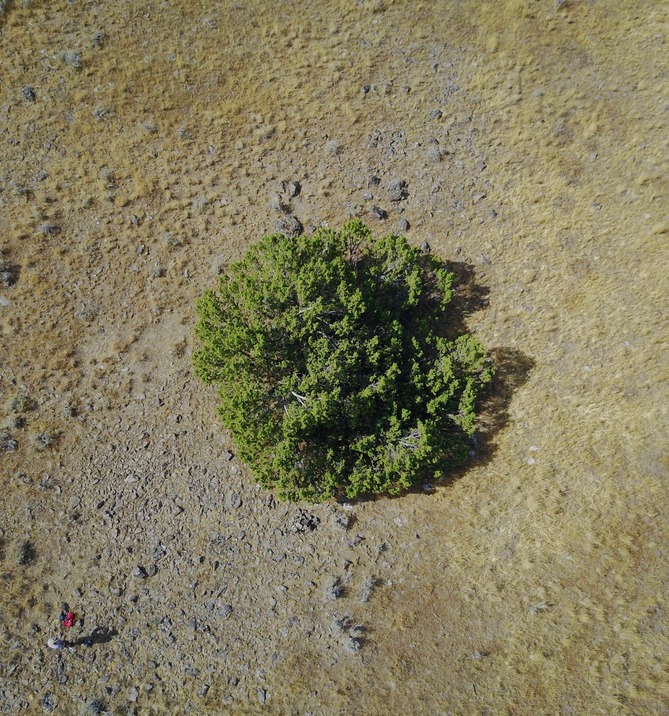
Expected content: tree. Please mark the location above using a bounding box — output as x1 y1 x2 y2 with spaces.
193 220 494 502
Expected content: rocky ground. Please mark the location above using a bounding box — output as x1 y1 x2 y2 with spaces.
1 1 668 714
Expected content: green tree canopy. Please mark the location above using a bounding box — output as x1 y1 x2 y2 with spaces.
194 220 493 502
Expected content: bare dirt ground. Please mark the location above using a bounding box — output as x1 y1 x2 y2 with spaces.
1 1 668 714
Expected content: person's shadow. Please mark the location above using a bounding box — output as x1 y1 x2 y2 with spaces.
69 626 118 648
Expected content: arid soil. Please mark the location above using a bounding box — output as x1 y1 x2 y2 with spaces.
1 1 668 714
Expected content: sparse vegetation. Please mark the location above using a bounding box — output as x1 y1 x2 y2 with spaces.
194 221 493 502
7 391 28 414
33 431 54 450
16 540 35 565
61 50 82 70
0 249 15 287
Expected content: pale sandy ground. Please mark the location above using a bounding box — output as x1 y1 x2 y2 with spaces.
1 1 668 714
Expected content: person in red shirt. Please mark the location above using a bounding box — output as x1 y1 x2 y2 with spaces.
59 611 76 628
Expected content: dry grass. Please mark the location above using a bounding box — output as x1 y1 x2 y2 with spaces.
0 0 667 713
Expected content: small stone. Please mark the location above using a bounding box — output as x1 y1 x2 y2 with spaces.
287 181 301 197
127 686 139 702
333 512 350 530
21 86 36 102
132 566 148 580
397 218 410 233
229 493 242 509
217 604 233 619
369 206 387 220
388 179 408 202
258 687 268 704
323 577 344 602
41 692 56 713
198 684 210 697
361 85 370 94
345 637 362 653
275 214 303 238
368 175 381 187
146 564 158 577
430 109 443 119
291 510 320 532
420 240 431 254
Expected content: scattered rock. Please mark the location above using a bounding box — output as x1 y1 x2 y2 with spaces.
397 218 410 233
369 206 387 220
21 86 36 102
290 510 320 533
127 686 139 702
132 566 148 580
269 194 287 213
430 109 443 119
359 576 377 603
17 541 36 565
217 604 233 619
420 240 431 254
323 577 344 602
83 698 105 715
41 692 56 713
1 438 18 452
229 493 242 509
345 636 362 653
275 215 303 238
287 181 301 197
427 145 443 162
345 201 361 218
258 687 268 704
332 511 350 530
388 179 408 202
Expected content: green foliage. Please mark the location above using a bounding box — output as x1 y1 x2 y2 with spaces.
194 221 494 502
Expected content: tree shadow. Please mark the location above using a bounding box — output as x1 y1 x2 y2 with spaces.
423 345 535 493
441 258 491 339
347 260 535 503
